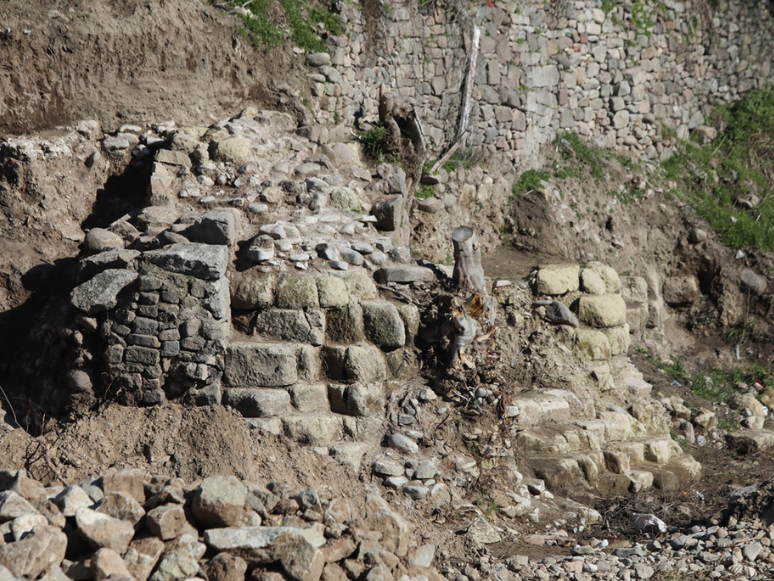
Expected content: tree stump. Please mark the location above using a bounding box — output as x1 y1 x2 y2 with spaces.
452 226 486 295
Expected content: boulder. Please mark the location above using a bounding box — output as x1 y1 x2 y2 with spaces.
0 525 67 579
0 491 39 522
466 517 502 544
124 537 165 581
192 476 256 528
344 345 388 382
363 495 412 557
223 388 292 418
214 136 252 165
147 504 188 540
74 507 135 554
53 485 94 517
102 469 147 503
371 196 404 231
739 269 767 296
662 276 701 306
91 548 131 581
206 553 249 581
95 491 145 525
535 264 580 295
149 243 229 281
84 228 125 253
186 209 236 246
578 295 627 327
70 269 138 314
542 301 579 327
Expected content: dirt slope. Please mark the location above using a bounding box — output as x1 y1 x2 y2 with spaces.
0 0 303 135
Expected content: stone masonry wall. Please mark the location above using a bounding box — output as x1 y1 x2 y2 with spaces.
308 0 774 166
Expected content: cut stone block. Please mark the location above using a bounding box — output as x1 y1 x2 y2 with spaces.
288 384 330 413
578 295 627 328
149 243 229 281
223 388 293 417
276 277 319 309
282 416 344 446
225 343 298 387
362 301 405 350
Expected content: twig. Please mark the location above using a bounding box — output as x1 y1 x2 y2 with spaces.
0 384 18 428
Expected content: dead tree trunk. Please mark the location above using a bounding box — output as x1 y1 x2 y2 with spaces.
452 226 486 295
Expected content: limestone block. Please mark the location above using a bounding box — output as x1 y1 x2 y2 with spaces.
586 262 621 293
317 276 349 308
644 439 681 464
223 388 292 418
580 268 606 295
232 275 275 310
289 384 330 413
730 394 766 417
254 310 322 345
621 276 648 304
578 295 627 327
276 277 319 309
71 269 138 315
603 450 631 475
146 504 187 540
149 243 229 281
296 345 321 382
662 276 700 306
344 345 388 382
529 65 560 87
574 328 612 361
362 301 405 350
92 548 131 581
225 343 298 387
535 264 580 295
603 324 631 355
124 537 164 581
95 491 145 526
374 266 435 284
531 457 583 489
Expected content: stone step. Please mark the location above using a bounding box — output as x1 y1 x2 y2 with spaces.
515 412 645 455
511 389 585 426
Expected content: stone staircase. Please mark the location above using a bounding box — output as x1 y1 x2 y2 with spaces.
511 388 701 495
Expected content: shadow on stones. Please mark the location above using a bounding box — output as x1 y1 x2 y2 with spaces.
81 159 152 231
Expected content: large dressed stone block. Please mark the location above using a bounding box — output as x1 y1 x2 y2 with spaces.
344 345 388 382
225 343 298 387
604 324 631 355
149 243 229 281
535 264 580 296
282 416 344 446
578 295 627 327
232 275 275 310
316 276 349 307
71 269 138 315
223 388 292 418
362 301 405 350
276 277 319 309
288 384 330 413
254 310 323 346
325 304 365 344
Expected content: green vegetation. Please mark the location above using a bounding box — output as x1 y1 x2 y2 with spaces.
223 0 342 51
662 88 774 251
511 169 550 197
416 184 435 199
357 125 388 163
442 149 479 172
652 352 772 404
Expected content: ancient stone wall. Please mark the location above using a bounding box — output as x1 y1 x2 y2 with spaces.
309 0 774 166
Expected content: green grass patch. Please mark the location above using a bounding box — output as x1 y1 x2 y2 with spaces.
416 184 435 199
512 169 550 197
357 125 387 163
442 149 479 172
224 0 341 51
663 88 774 251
